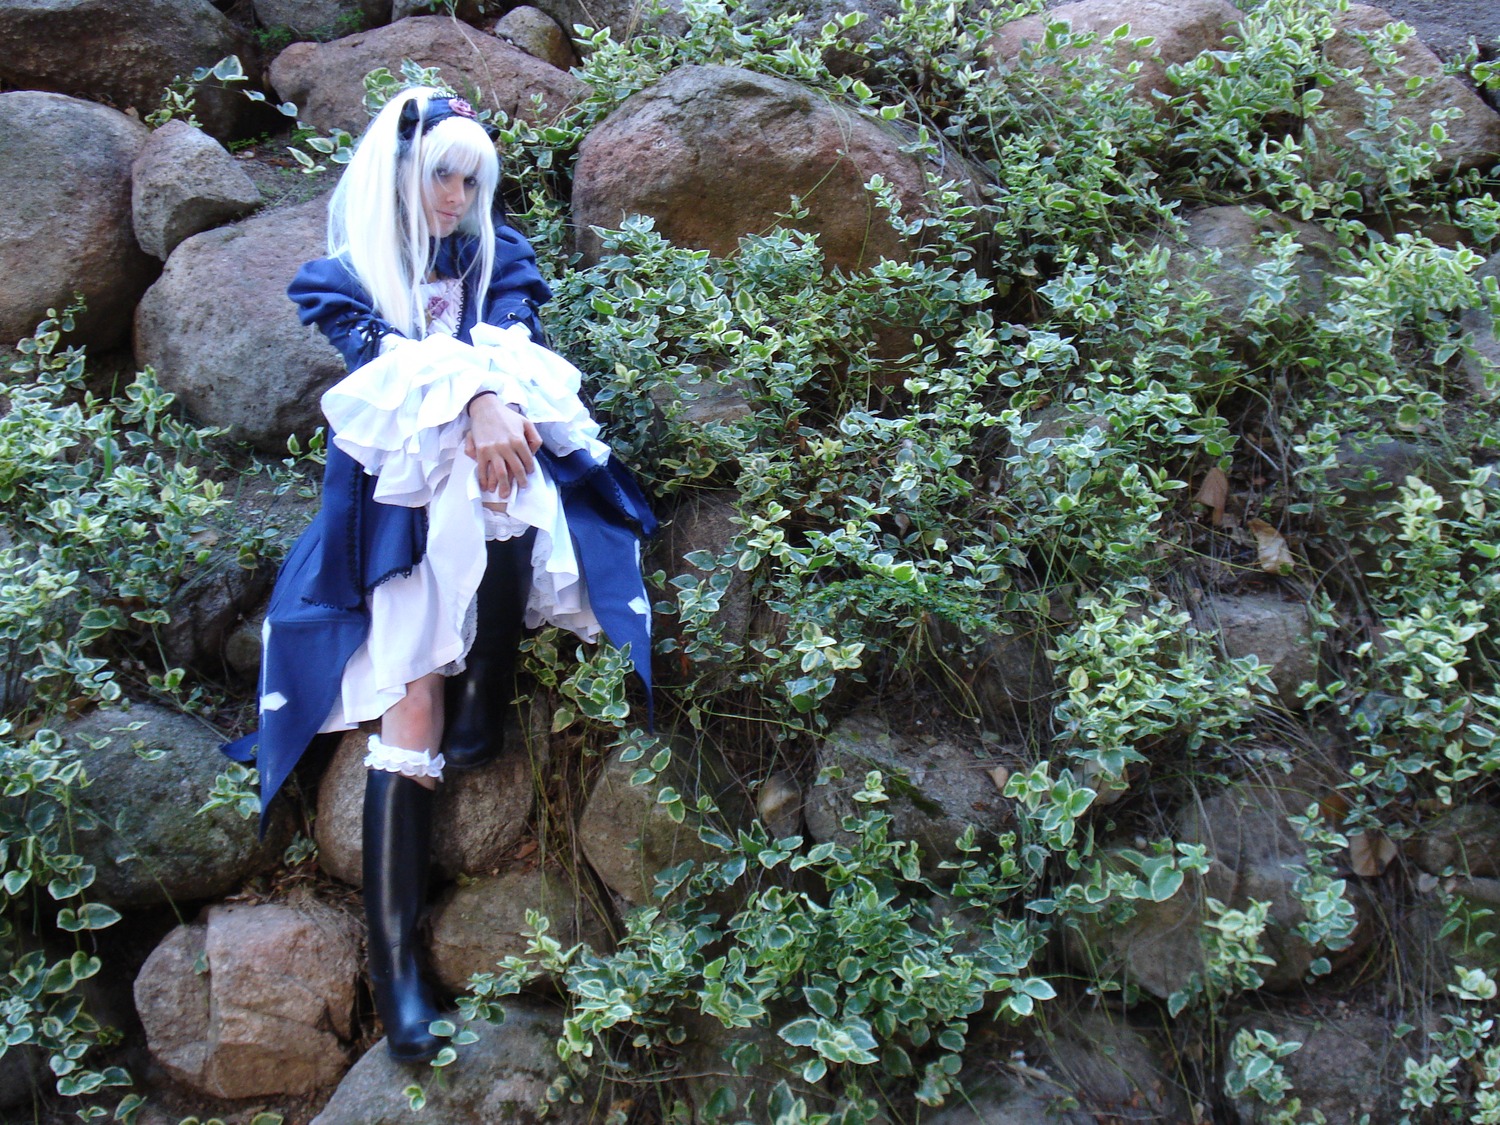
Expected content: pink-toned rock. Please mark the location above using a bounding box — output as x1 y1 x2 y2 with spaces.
268 15 586 136
571 65 977 268
315 728 535 886
429 865 611 991
1314 3 1500 185
134 899 360 1099
132 119 261 261
987 0 1243 111
0 92 154 350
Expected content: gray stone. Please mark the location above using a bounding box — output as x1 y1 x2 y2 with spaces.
268 16 586 136
429 865 611 992
1315 4 1500 186
159 539 274 673
1228 1007 1402 1124
962 624 1054 716
1160 206 1341 334
311 1000 597 1125
804 711 1014 875
132 120 261 261
0 1045 42 1113
1193 590 1317 707
657 490 753 665
252 0 386 37
925 1068 1091 1124
0 0 256 139
0 92 154 350
315 728 535 886
134 898 360 1099
577 741 745 907
987 0 1244 114
676 1011 797 1124
1038 1009 1189 1121
134 192 345 453
1407 803 1500 877
1366 0 1500 60
572 65 979 268
492 6 576 71
1460 251 1499 399
59 703 289 908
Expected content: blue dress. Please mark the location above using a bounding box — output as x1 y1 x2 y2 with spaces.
223 227 657 829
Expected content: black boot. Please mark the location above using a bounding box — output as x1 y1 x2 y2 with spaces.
362 769 443 1062
442 530 535 770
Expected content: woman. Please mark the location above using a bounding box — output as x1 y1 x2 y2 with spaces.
223 87 656 1062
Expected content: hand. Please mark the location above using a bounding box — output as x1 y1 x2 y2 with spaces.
465 395 542 497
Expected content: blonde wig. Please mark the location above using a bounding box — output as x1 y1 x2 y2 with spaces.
326 87 501 339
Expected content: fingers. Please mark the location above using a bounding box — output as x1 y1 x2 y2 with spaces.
523 418 542 453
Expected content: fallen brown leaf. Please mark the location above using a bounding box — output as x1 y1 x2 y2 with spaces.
1349 830 1397 877
1195 467 1230 526
1248 518 1294 573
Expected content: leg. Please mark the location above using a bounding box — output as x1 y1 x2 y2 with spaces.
362 672 446 1062
442 530 536 770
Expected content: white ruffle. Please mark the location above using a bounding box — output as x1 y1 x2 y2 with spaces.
363 735 446 780
316 323 606 734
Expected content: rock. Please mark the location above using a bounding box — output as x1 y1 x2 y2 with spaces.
132 120 261 261
960 623 1054 716
1228 1007 1402 1124
1460 251 1499 399
134 898 360 1099
0 0 256 139
986 0 1244 113
1315 4 1500 186
658 490 753 663
429 865 611 992
571 65 977 268
0 92 154 350
1407 804 1500 877
804 711 1014 875
159 540 274 674
134 192 345 453
268 16 587 136
491 6 576 71
925 1066 1091 1124
1366 0 1500 61
311 999 597 1125
1159 206 1341 335
676 1011 797 1124
315 728 535 886
1037 1009 1189 1121
1193 590 1317 707
0 1046 42 1113
59 703 289 908
252 0 386 37
577 741 745 907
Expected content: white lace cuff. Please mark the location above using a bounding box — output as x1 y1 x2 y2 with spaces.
363 735 446 781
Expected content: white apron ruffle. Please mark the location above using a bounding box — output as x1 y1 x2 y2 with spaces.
316 322 609 732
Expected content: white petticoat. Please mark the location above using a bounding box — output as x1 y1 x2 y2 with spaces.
315 322 612 733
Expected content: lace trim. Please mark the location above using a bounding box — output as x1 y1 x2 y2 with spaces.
363 735 446 780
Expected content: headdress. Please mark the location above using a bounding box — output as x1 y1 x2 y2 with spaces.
396 94 488 151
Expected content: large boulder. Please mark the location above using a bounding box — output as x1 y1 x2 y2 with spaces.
268 16 587 136
572 65 977 268
312 1002 597 1124
134 192 344 453
59 703 289 909
986 0 1244 113
428 864 611 992
0 92 154 350
1192 589 1317 707
134 898 360 1099
1227 1007 1404 1124
804 711 1014 875
132 119 262 261
0 0 256 139
491 6 576 72
1314 4 1500 186
315 728 536 886
1157 206 1342 336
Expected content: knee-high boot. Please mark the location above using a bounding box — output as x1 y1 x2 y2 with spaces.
442 529 536 770
362 769 443 1062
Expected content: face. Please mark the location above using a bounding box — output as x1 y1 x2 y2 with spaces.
422 165 479 237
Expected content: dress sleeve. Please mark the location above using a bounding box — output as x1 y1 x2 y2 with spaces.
288 257 405 370
478 223 554 343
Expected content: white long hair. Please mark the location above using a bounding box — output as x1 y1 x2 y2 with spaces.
326 87 500 340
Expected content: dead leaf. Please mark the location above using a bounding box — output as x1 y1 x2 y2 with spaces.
989 765 1010 792
1349 830 1397 877
1195 467 1230 526
1248 518 1294 573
